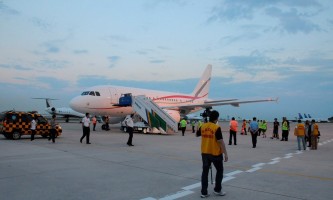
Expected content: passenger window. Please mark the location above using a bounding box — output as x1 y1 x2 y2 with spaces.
21 114 29 123
10 114 18 123
95 91 100 96
89 91 95 96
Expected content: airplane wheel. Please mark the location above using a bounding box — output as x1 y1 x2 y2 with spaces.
65 118 69 123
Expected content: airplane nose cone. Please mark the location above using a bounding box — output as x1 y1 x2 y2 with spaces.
69 96 82 112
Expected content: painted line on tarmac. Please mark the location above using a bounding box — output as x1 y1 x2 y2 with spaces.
141 138 333 200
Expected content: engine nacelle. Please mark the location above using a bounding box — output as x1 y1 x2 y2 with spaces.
164 110 181 122
51 107 56 113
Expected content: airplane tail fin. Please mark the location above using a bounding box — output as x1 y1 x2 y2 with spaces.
191 64 212 100
304 113 308 118
32 98 57 108
298 113 303 119
308 114 312 118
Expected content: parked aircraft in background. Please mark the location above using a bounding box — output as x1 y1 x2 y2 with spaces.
33 98 84 122
298 113 329 123
69 65 277 124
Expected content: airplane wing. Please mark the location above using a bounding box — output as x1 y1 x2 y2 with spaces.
162 98 278 112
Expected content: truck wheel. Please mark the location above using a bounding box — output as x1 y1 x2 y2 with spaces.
12 131 21 140
143 128 147 134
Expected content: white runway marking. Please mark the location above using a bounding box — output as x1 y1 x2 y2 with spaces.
141 138 333 200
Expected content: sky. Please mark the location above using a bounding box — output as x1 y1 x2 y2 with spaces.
1 0 333 121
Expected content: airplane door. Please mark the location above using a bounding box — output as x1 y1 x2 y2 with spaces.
108 87 119 104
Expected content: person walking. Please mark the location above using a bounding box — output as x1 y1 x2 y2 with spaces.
294 120 306 151
271 118 280 139
196 110 228 198
305 120 311 147
80 113 91 144
311 120 319 150
30 116 37 141
49 114 57 143
191 120 196 133
124 114 134 146
180 118 187 136
92 115 97 131
250 117 259 148
228 117 238 145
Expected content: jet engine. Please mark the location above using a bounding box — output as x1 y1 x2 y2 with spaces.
51 107 56 113
164 110 181 122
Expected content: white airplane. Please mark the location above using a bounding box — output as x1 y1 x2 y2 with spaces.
33 98 85 122
69 65 277 124
298 113 328 123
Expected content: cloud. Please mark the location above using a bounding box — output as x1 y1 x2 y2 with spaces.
73 49 88 54
150 59 165 64
0 1 20 15
108 56 120 68
221 32 261 45
207 0 323 34
224 51 276 69
0 64 32 71
39 59 68 69
36 76 70 90
265 7 321 34
31 17 51 31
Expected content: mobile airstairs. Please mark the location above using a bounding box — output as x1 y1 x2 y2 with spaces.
118 94 178 134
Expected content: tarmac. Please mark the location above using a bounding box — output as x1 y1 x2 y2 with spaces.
0 121 332 200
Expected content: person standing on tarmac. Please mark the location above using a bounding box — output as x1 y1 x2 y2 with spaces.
261 120 267 138
196 110 228 198
30 116 37 141
80 113 91 144
180 118 187 136
92 116 97 131
228 117 238 145
124 114 134 146
305 120 312 148
191 120 196 133
250 117 259 148
281 117 290 141
49 114 57 143
271 118 280 139
294 119 306 151
311 120 319 150
241 119 247 135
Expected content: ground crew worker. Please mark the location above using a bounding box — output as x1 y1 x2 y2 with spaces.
180 118 187 136
241 119 247 135
294 120 306 151
92 116 97 131
311 120 319 150
258 120 262 136
261 120 267 138
197 120 203 132
271 118 279 139
228 117 238 145
196 110 228 198
281 117 289 141
191 120 196 133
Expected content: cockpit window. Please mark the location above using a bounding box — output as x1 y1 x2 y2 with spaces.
81 91 89 96
89 91 95 96
95 91 100 96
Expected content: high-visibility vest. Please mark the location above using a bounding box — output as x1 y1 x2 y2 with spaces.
282 121 288 131
262 122 267 130
201 122 223 156
294 123 305 136
313 123 319 136
180 119 187 128
198 121 203 128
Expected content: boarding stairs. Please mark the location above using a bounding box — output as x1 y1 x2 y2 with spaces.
131 95 178 134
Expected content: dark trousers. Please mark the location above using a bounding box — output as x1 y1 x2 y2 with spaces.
93 123 96 131
181 127 186 136
201 154 223 195
251 132 258 147
229 130 237 145
192 126 195 133
80 126 90 143
31 129 36 141
282 130 289 141
273 128 279 138
127 127 134 145
49 129 56 143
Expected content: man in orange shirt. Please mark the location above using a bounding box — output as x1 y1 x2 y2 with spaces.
294 119 306 151
229 117 238 145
